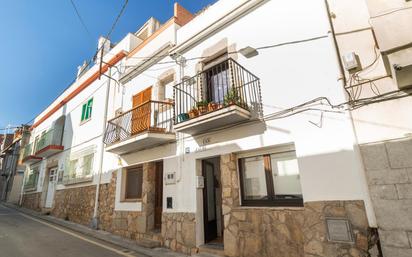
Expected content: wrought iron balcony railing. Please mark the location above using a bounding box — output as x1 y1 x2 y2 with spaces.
173 58 262 124
104 100 174 145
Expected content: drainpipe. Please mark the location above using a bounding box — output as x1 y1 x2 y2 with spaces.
91 66 112 229
322 0 377 227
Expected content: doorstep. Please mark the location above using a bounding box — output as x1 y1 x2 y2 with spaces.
197 244 225 257
2 203 189 257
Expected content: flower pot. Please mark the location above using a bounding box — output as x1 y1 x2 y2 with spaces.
207 102 219 112
197 105 207 114
188 109 199 119
176 113 189 123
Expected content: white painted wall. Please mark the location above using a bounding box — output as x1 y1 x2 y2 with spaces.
328 0 412 144
113 0 375 228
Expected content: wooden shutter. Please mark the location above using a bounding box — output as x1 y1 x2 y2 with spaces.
131 87 152 134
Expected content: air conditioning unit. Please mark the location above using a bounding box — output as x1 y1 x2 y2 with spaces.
391 63 412 90
388 48 412 90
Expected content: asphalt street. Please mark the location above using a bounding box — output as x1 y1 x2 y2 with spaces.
0 204 147 257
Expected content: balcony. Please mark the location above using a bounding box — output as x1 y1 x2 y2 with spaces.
104 100 175 154
173 58 262 134
34 128 64 158
21 143 42 164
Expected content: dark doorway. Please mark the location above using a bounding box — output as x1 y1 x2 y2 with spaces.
202 157 223 245
154 161 163 231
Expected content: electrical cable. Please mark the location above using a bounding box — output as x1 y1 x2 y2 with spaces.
69 0 93 41
370 6 412 19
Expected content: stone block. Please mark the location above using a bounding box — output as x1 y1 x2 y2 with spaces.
224 230 238 257
369 184 398 200
360 143 389 170
367 169 409 185
382 246 412 257
379 229 410 248
386 138 412 169
396 184 412 199
373 199 412 230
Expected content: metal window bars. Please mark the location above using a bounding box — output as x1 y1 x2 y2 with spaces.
173 58 262 124
104 100 174 145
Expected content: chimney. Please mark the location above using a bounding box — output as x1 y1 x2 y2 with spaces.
95 36 111 64
77 60 89 80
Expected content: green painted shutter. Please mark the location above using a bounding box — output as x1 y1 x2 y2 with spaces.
81 103 87 121
87 98 93 120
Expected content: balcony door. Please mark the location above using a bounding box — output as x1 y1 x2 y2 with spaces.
132 87 152 135
205 60 230 104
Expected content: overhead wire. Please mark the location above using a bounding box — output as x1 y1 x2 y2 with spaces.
69 0 93 41
19 0 129 128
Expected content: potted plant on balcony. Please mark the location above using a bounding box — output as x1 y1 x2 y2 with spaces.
224 88 241 106
188 107 199 119
207 101 220 112
196 100 209 114
176 113 189 123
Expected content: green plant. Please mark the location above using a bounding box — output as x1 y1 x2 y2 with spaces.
224 88 240 106
196 100 209 108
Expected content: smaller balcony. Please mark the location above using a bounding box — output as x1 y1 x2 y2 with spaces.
104 100 175 154
173 58 262 135
34 128 64 158
21 143 42 164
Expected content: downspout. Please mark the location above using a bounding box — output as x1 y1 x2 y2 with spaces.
91 66 112 229
322 0 377 228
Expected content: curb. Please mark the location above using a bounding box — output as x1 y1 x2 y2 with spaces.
2 203 188 257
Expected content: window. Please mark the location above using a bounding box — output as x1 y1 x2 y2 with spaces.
238 150 303 207
63 153 94 184
24 166 40 190
124 166 143 200
81 98 93 122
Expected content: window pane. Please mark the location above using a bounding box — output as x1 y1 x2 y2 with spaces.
270 154 302 198
87 98 93 119
125 167 143 199
241 156 268 200
83 154 94 176
81 104 86 121
69 159 78 178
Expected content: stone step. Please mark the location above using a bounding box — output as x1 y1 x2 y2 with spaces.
198 244 225 257
193 253 223 257
135 238 161 249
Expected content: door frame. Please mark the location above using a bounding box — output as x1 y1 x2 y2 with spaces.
154 161 163 231
202 159 218 243
45 166 58 208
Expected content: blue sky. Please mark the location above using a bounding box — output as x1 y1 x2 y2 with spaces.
0 0 216 130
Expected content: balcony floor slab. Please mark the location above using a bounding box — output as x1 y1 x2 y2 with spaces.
174 105 252 135
105 132 176 155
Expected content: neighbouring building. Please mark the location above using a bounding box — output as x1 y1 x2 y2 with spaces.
18 0 412 257
0 132 18 202
20 26 138 219
326 0 412 256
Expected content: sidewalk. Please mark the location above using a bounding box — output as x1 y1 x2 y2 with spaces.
2 203 191 257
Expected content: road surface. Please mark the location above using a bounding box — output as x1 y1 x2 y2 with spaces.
0 204 146 257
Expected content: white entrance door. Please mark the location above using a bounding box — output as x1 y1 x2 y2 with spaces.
45 167 57 208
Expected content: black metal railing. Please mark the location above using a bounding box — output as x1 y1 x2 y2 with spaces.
104 100 174 145
174 58 262 124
